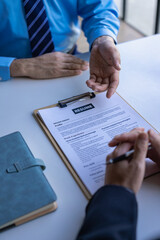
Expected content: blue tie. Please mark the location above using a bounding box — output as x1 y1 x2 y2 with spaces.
23 0 54 57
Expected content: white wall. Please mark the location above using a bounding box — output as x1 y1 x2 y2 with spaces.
114 0 123 18
114 0 157 35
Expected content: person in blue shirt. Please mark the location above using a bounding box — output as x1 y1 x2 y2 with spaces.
0 0 121 98
76 128 160 239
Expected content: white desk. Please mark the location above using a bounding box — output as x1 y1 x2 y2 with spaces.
1 35 160 240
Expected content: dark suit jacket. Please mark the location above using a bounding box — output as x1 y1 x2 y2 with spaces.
76 185 137 240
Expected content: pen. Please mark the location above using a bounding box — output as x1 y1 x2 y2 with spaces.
107 143 152 165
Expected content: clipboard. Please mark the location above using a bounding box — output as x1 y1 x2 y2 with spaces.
33 91 160 200
33 92 96 200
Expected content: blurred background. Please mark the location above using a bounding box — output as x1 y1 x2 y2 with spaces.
77 0 160 52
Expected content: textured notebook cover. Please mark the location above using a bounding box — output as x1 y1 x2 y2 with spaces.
0 132 57 229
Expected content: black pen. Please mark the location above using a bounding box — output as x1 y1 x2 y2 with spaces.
107 143 152 165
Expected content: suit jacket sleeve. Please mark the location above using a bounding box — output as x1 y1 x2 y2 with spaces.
76 185 137 240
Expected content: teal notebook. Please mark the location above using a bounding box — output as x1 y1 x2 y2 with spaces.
0 132 57 230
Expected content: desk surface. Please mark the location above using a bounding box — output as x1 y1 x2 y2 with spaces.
1 35 160 240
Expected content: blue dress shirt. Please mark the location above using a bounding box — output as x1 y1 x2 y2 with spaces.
0 0 119 81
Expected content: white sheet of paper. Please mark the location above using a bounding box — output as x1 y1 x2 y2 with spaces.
38 92 159 195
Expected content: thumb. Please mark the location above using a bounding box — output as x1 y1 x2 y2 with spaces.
110 48 121 71
132 132 148 164
148 129 160 153
99 43 121 71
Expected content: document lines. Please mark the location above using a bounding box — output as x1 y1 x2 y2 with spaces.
34 92 159 199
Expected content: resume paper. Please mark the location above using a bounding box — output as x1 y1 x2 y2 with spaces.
38 92 159 195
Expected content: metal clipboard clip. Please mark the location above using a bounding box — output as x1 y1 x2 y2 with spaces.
58 92 96 108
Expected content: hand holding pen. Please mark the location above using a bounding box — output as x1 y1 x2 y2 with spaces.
105 128 149 194
107 143 152 165
105 128 160 194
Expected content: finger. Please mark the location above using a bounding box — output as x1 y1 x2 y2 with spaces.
60 69 82 77
86 78 96 88
109 128 145 147
87 82 108 92
102 46 121 71
132 132 148 165
99 42 121 71
148 129 160 153
94 83 109 92
86 75 96 84
64 55 89 65
86 76 110 91
111 49 121 71
107 142 132 162
96 77 103 84
106 72 119 98
63 62 89 71
87 81 109 92
94 77 109 91
130 127 145 132
127 133 148 194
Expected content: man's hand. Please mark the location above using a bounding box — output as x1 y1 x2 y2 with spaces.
105 132 149 194
10 52 89 79
148 129 160 168
108 128 160 169
87 36 121 98
108 127 145 147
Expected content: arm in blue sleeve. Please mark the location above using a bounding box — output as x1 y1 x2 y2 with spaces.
0 57 15 81
76 185 137 240
77 0 120 47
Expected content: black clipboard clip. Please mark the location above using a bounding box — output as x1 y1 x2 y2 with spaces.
58 92 96 108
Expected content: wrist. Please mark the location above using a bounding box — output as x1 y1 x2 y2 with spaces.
92 35 114 49
10 58 30 78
